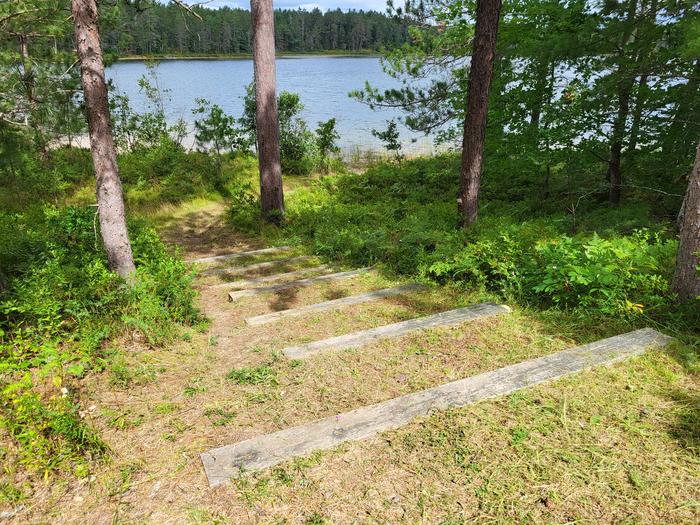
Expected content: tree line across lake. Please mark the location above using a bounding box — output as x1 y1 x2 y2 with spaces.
102 3 409 56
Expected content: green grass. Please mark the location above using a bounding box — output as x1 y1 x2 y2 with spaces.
226 365 278 385
233 351 699 524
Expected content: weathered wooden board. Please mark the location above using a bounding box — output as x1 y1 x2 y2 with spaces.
209 266 331 290
187 246 291 264
200 256 314 277
282 303 511 359
245 284 428 326
227 268 371 301
201 328 672 486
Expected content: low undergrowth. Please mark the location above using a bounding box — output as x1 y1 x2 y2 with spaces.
0 205 200 495
229 155 698 346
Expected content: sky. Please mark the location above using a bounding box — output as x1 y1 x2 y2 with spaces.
181 0 391 13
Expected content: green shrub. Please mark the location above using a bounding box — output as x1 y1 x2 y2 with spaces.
254 155 688 325
0 205 200 480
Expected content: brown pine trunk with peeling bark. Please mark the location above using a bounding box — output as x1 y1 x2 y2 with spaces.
458 0 502 227
72 0 136 281
673 142 700 303
251 0 285 222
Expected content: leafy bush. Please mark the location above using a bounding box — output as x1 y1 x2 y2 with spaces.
265 155 689 324
118 139 226 205
316 118 340 172
110 66 186 152
0 205 199 479
430 228 676 316
242 85 331 176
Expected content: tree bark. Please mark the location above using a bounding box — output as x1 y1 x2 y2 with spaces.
672 141 700 303
251 0 285 222
608 75 633 205
72 0 136 281
18 34 35 109
607 0 639 205
458 0 502 227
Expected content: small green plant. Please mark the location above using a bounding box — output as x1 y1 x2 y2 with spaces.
192 98 250 182
153 402 178 415
316 118 340 172
371 120 403 162
110 64 186 151
226 365 277 385
184 380 207 397
305 511 327 524
203 405 237 426
241 84 328 175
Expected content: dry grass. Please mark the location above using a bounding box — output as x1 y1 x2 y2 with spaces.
6 200 698 525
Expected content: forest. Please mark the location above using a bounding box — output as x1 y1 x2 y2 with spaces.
102 4 409 55
0 0 699 523
51 2 410 56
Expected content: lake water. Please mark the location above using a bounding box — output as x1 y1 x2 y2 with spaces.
106 56 442 155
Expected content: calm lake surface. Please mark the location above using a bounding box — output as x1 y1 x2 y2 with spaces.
106 56 440 154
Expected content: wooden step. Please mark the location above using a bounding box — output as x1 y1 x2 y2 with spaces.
200 256 315 277
209 266 331 290
245 284 428 326
228 268 371 301
187 246 291 264
282 302 510 360
200 328 672 486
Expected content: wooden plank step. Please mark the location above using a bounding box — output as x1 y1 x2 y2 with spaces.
282 302 511 360
228 268 371 301
245 284 428 326
200 256 315 277
187 246 291 264
201 328 672 486
209 266 332 289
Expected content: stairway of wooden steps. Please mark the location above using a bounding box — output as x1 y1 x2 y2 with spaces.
245 283 428 325
192 247 673 489
227 267 371 301
201 328 671 486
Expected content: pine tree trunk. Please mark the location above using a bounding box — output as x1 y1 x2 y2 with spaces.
72 0 136 281
458 0 502 227
18 34 35 108
251 0 285 222
608 76 633 205
607 0 639 205
672 141 700 303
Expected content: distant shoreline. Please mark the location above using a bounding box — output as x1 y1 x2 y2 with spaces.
116 51 383 62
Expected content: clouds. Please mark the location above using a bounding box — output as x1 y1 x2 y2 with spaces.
182 0 390 13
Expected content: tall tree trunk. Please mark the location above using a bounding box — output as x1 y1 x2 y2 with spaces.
672 141 700 303
457 0 502 227
72 0 136 281
608 75 633 204
251 0 285 222
18 34 35 109
528 59 549 136
607 0 639 205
